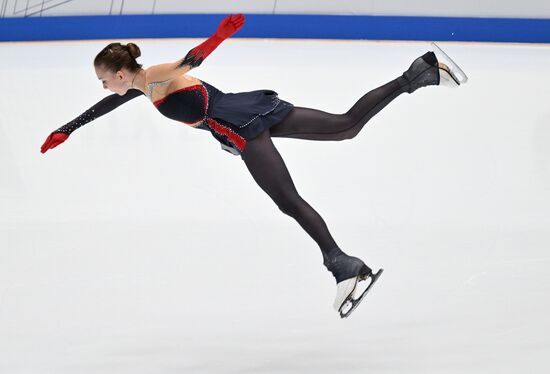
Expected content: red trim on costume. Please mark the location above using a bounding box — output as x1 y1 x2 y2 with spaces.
153 84 204 107
206 118 247 152
198 84 208 114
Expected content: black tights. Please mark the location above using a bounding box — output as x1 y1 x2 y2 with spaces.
241 77 407 260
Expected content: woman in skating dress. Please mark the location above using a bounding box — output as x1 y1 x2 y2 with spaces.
40 14 467 318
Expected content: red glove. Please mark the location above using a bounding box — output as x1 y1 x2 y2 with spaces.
181 14 246 68
215 13 246 39
41 132 69 154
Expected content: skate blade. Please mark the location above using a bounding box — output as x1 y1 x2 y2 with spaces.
431 42 468 85
339 268 383 319
439 67 460 88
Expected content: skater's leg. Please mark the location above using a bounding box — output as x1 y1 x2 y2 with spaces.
270 47 466 142
270 78 407 141
241 129 383 317
241 129 338 254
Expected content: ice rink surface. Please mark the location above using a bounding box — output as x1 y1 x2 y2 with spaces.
1 38 549 373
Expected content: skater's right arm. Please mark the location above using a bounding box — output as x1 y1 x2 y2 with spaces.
144 14 245 84
40 89 143 154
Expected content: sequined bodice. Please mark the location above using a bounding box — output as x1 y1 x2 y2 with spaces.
145 80 291 156
153 84 209 127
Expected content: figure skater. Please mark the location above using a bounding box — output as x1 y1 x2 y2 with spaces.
40 14 467 318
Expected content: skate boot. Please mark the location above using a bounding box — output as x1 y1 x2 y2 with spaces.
400 42 468 93
323 247 384 319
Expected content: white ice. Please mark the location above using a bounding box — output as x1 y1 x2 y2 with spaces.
1 38 549 373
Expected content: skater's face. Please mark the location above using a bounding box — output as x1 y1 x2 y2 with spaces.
95 65 131 96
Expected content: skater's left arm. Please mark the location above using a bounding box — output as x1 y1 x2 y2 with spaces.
145 14 245 83
40 89 143 153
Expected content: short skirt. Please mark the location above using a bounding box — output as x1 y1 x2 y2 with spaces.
201 81 294 155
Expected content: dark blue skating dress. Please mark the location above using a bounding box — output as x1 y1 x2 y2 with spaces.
153 81 294 155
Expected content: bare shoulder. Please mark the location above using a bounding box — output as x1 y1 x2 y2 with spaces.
144 73 202 102
144 61 192 86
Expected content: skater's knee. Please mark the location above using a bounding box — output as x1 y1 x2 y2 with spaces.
342 129 359 140
336 115 361 140
275 194 303 216
336 127 359 141
277 200 297 216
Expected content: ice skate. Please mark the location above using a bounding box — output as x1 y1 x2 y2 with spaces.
323 247 383 318
333 267 383 318
401 43 467 93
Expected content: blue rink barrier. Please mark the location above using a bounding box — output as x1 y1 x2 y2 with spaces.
1 13 550 43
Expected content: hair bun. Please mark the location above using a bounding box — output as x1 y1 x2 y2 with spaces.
126 43 141 60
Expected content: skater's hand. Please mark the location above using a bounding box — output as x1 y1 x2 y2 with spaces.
214 14 245 40
41 132 69 154
181 14 246 69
